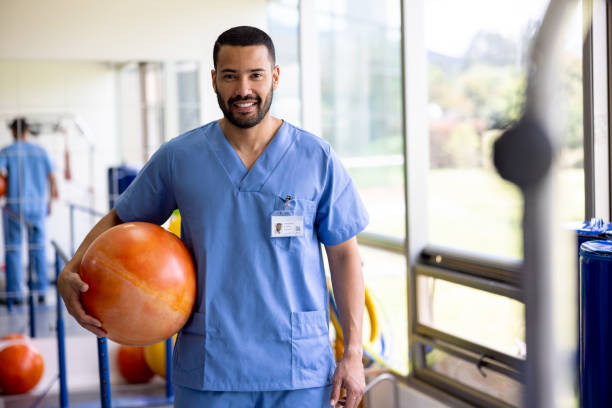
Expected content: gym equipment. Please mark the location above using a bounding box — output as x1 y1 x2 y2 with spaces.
0 174 6 197
117 345 154 384
144 335 177 378
79 222 196 345
168 210 181 237
580 240 612 407
107 165 138 209
0 334 44 394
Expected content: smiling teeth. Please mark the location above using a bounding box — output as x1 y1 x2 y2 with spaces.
236 103 255 107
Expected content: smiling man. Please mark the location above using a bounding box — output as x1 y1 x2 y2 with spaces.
58 26 369 408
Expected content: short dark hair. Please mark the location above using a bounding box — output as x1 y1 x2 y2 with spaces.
9 117 29 138
213 26 276 69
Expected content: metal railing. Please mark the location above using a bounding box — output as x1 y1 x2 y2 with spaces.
50 238 174 408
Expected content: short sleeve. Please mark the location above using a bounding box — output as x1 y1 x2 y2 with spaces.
114 143 177 225
0 149 7 171
315 148 369 246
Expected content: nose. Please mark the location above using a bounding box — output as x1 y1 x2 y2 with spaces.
235 76 252 99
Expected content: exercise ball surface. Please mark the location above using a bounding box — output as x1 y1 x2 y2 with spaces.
0 334 44 394
0 175 6 197
80 222 196 345
117 345 154 384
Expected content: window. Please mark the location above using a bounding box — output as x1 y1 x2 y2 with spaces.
313 0 408 375
267 0 302 126
425 0 584 260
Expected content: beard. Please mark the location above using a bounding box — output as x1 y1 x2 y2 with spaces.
217 84 274 129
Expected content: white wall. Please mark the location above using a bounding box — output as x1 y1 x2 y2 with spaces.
0 0 267 62
0 0 268 125
0 1 269 269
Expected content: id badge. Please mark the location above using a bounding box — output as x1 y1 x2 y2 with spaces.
271 195 304 238
271 214 304 237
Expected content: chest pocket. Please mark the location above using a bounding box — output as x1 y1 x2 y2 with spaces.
271 192 316 251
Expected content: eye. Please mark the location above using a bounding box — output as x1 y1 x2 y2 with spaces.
252 73 263 79
223 74 236 80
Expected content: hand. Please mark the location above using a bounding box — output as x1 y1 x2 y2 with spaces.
330 351 365 408
57 263 106 337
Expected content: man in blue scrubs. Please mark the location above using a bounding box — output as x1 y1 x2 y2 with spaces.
58 26 369 408
1 117 58 305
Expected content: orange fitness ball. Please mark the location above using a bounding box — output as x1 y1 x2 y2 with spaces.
0 334 44 394
117 345 154 384
0 175 6 197
80 222 196 345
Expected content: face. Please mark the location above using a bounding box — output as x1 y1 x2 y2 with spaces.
212 45 279 129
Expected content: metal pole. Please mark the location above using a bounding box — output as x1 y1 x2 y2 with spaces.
97 337 112 408
165 337 173 399
27 256 36 338
493 1 578 406
55 250 69 408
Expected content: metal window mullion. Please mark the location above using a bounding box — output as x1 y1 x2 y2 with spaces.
415 367 515 408
414 325 524 378
401 0 430 374
421 245 521 285
583 0 611 220
357 232 404 254
414 263 522 301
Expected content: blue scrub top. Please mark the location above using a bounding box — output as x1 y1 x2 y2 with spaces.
0 141 53 220
115 120 369 392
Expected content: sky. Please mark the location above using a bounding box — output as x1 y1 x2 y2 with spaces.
424 0 582 58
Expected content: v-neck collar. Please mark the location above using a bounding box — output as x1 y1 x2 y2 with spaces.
207 120 294 192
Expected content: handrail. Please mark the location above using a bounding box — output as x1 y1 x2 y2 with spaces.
364 372 399 408
357 231 404 254
51 240 70 264
65 202 106 218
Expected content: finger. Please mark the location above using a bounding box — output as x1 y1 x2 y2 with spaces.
69 273 89 293
81 322 107 338
68 294 102 327
330 376 342 406
344 392 360 408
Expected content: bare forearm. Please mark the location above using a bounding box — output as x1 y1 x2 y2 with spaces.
327 237 364 356
48 173 58 199
66 208 123 269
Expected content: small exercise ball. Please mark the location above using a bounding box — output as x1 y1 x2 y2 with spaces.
0 334 44 394
117 345 154 384
144 335 177 378
80 222 196 345
0 175 6 197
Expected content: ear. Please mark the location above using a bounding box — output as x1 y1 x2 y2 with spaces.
272 65 280 91
211 69 217 93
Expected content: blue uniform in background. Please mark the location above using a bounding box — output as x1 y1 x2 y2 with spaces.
115 121 369 407
0 141 54 301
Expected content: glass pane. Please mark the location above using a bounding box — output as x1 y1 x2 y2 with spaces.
418 276 525 358
425 347 522 406
176 61 201 135
360 245 408 374
317 0 404 238
267 0 301 126
425 0 584 259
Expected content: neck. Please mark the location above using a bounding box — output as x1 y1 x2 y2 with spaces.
219 114 283 170
219 114 282 153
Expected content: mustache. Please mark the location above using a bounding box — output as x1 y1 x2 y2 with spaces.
228 95 261 105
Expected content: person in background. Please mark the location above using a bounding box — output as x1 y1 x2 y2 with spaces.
0 117 58 305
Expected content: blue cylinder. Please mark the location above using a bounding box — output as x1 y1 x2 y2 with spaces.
107 165 138 210
580 240 612 407
577 218 607 250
